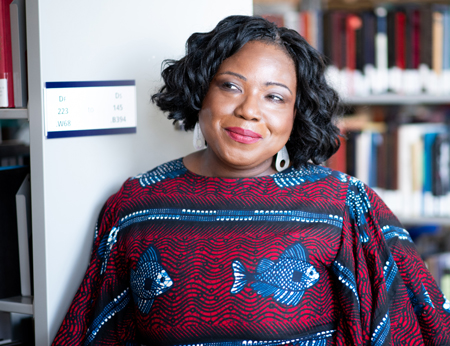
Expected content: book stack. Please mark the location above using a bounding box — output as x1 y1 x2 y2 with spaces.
0 0 26 108
262 3 450 97
328 118 450 219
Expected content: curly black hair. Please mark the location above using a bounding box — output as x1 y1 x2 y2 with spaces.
151 15 343 168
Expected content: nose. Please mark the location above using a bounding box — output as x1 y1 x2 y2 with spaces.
234 93 261 121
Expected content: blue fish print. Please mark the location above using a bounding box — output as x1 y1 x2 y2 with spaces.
231 242 319 306
130 245 173 314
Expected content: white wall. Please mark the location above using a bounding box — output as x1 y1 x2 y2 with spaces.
27 0 252 344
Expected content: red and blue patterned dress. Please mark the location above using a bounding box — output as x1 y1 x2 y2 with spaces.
52 158 450 346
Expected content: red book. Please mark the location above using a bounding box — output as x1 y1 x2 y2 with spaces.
346 14 362 70
303 11 310 45
395 11 406 69
331 12 345 69
0 0 14 107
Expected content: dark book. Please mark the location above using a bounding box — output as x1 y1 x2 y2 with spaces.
0 165 29 299
361 11 376 67
432 133 450 196
387 8 396 69
385 127 398 191
345 131 359 177
412 7 421 69
420 4 433 69
322 11 333 65
405 5 420 69
331 11 346 69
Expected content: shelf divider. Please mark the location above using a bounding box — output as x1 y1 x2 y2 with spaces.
0 108 28 120
0 296 33 315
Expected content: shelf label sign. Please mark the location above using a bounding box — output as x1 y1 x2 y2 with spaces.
44 80 136 139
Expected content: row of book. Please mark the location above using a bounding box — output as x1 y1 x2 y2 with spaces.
327 121 450 219
262 3 450 97
0 0 26 108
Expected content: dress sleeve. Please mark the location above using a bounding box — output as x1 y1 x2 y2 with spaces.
332 176 450 346
52 183 138 345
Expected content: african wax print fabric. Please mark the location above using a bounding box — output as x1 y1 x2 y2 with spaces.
52 158 450 346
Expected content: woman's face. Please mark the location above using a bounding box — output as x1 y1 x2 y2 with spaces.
198 40 297 175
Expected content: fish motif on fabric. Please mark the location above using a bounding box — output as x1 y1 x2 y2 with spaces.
231 242 319 306
130 245 173 314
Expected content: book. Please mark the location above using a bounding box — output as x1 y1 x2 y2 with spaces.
374 6 389 94
15 174 31 297
0 165 28 299
0 0 14 107
9 0 26 108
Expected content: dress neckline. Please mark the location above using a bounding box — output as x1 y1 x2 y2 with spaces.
179 157 295 181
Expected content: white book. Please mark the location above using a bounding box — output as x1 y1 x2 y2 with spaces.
388 66 403 94
403 69 421 95
355 131 371 186
419 64 433 94
364 64 376 95
397 124 446 217
10 0 27 108
354 69 370 97
15 174 32 297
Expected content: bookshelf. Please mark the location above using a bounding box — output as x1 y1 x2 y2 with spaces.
343 94 450 105
0 296 33 315
3 0 255 345
0 108 28 120
254 0 450 260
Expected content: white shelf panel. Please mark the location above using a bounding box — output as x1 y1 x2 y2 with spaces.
0 296 33 315
399 217 450 226
0 108 28 120
343 94 450 105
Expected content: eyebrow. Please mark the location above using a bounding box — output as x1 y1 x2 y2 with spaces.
218 71 293 95
218 71 247 81
266 82 292 95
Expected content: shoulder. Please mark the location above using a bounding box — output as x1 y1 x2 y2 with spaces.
274 163 348 189
101 157 187 219
127 157 187 189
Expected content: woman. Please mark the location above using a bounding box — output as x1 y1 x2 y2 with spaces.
53 15 450 345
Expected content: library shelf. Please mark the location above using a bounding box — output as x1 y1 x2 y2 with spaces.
400 217 450 227
0 296 33 315
0 108 28 120
343 94 450 105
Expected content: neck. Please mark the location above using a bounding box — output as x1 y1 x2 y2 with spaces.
183 149 277 178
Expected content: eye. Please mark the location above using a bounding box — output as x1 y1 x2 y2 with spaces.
221 82 240 91
267 94 284 102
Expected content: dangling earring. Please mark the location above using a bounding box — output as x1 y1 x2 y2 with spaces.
275 146 290 172
193 122 207 150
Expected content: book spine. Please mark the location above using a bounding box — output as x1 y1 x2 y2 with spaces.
0 0 14 107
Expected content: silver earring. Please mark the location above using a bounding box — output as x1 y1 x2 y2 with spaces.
275 146 290 172
193 122 207 150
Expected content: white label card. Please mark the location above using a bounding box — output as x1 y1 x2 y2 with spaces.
45 80 136 139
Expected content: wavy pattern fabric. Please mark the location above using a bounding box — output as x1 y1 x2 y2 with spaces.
52 158 450 346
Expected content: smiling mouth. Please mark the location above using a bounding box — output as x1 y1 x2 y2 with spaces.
225 127 262 144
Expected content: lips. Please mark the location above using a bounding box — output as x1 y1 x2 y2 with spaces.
225 127 262 144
